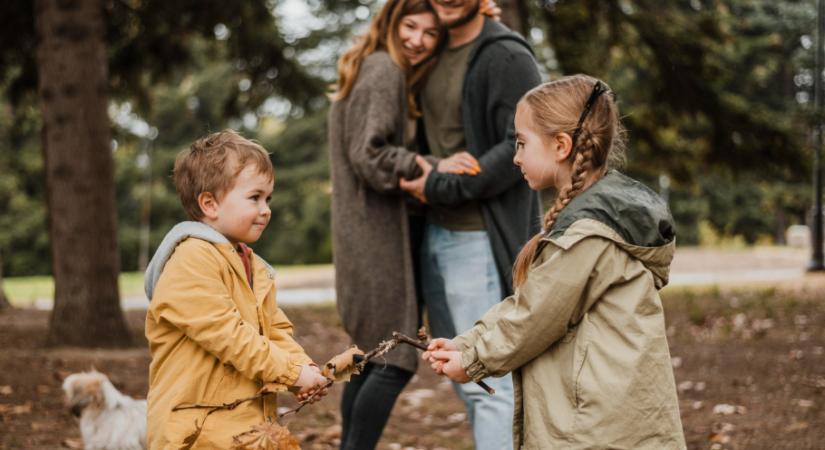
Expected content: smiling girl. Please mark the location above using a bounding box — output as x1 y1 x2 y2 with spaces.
327 2 444 449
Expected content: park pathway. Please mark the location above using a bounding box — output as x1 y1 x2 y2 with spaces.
27 246 818 311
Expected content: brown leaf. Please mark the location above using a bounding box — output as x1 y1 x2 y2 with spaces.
180 420 204 450
0 401 32 415
232 420 301 450
785 421 809 432
62 438 84 449
259 383 288 395
322 346 365 382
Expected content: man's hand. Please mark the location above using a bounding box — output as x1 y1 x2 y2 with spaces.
400 155 433 204
437 151 480 175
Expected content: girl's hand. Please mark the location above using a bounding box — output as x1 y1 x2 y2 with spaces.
428 350 471 383
437 151 481 175
422 337 457 362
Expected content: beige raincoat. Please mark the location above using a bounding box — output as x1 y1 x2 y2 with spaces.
454 171 686 449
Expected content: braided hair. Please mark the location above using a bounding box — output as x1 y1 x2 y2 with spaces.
512 75 626 287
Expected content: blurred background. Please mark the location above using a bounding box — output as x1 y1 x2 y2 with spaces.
2 2 825 449
1 0 819 280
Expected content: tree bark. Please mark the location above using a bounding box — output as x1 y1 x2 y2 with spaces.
36 0 130 347
0 252 10 310
498 0 530 37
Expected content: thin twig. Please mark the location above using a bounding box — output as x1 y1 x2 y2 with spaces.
393 332 496 395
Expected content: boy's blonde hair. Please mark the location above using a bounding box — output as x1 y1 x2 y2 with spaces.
512 75 626 287
173 129 273 220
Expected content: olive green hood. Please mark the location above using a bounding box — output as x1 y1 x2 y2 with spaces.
545 170 676 288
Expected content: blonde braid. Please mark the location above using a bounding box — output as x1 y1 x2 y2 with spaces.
512 75 620 288
542 131 597 232
512 132 598 287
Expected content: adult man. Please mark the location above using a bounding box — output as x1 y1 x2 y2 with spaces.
400 1 542 448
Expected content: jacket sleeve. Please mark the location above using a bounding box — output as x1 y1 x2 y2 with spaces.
345 56 421 193
148 241 303 386
452 237 616 380
423 47 541 207
268 306 314 366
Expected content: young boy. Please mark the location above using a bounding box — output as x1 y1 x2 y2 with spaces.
144 129 328 449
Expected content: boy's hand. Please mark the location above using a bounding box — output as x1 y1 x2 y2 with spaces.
428 350 471 383
291 364 329 402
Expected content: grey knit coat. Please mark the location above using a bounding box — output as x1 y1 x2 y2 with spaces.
327 51 422 372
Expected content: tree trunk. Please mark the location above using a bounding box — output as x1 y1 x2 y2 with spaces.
36 0 131 347
498 0 530 37
0 252 10 310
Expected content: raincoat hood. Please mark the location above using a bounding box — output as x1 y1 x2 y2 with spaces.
144 221 229 301
546 170 676 288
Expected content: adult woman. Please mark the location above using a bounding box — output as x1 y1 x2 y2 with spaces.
327 2 444 449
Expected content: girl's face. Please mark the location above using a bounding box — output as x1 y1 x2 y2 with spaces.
398 12 440 66
513 103 571 191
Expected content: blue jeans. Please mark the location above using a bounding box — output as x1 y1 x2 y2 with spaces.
421 223 515 450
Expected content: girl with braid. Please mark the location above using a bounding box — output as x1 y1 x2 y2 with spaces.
423 75 686 449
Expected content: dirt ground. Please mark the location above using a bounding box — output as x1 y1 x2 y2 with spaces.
1 278 824 449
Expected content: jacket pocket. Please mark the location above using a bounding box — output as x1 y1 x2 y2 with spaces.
573 342 589 410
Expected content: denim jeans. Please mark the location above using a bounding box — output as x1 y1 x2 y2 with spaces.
421 223 515 450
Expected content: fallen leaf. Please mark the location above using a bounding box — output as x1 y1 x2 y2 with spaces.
260 383 288 395
232 420 300 450
0 402 32 415
0 385 12 395
709 432 730 444
712 403 746 415
795 399 814 408
322 346 365 382
62 438 84 449
785 421 809 432
180 419 204 450
671 356 683 369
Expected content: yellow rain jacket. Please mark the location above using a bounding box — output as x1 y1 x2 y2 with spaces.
454 171 686 449
144 222 313 449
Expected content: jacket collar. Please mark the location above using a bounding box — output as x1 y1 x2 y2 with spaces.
213 243 275 306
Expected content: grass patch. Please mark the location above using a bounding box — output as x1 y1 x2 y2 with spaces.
3 264 333 307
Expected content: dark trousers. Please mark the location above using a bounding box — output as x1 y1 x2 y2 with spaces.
339 362 414 450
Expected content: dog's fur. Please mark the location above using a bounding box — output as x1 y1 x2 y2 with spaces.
62 370 147 450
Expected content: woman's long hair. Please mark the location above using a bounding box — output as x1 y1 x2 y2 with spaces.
331 0 445 118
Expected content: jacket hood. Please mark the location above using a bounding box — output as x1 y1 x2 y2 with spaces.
143 221 229 300
467 18 534 70
546 170 676 288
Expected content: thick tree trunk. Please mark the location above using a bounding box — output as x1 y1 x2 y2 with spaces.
0 253 10 310
36 0 131 347
498 0 530 37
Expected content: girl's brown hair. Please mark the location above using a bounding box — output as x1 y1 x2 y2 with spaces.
512 75 627 287
331 0 445 118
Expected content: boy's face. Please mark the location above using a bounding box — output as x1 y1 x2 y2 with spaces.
202 164 274 245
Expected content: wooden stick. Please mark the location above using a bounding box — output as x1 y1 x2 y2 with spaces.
392 332 495 395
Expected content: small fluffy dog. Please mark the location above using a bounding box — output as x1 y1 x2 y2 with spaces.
62 370 147 450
